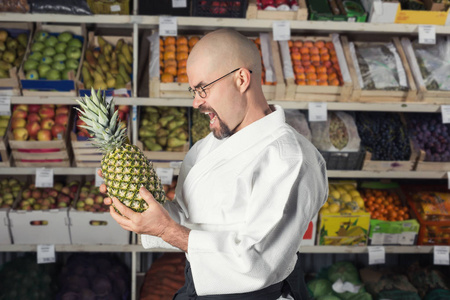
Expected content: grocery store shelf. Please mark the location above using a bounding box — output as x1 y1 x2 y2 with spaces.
1 14 450 35
0 244 435 254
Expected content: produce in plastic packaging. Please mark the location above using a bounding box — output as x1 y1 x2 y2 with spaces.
285 109 311 141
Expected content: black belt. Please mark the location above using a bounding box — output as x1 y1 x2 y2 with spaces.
173 253 309 300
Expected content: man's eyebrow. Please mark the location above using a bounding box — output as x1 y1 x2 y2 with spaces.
193 81 206 89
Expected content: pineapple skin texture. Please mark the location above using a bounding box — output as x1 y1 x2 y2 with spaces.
101 144 166 213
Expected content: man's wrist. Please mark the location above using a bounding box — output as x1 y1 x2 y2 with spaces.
161 221 191 253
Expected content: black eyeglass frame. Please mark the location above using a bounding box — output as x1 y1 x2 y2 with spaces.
188 68 252 99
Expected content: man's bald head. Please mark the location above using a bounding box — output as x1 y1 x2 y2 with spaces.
187 29 262 79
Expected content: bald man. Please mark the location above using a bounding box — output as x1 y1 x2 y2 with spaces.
102 29 328 299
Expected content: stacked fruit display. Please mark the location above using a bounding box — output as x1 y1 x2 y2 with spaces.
0 115 10 138
163 177 177 201
251 37 276 85
159 35 199 83
257 0 299 10
407 113 450 162
288 39 343 86
139 106 188 151
10 104 70 141
75 179 109 213
17 181 79 212
356 112 411 161
82 36 132 90
360 188 410 221
0 29 28 78
22 30 82 80
0 178 23 208
320 182 365 214
191 109 211 144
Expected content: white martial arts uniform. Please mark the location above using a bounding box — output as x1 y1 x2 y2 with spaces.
142 105 328 297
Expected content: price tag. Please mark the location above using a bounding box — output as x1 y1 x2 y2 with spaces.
113 88 128 96
159 16 178 37
434 246 450 265
156 168 174 185
169 161 183 169
0 96 11 116
308 103 327 122
35 168 54 188
418 25 436 45
95 167 105 187
272 21 290 41
37 244 56 264
347 17 356 22
172 0 187 8
368 246 385 265
110 5 121 12
441 105 450 124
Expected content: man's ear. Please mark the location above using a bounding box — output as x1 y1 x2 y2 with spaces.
236 68 251 94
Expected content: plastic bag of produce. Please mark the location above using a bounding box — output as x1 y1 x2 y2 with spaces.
28 0 92 14
349 41 408 90
0 0 29 12
285 109 311 141
328 261 361 285
311 111 360 152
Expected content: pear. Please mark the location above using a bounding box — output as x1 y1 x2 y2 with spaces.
114 73 126 89
119 64 131 83
121 43 132 64
106 72 115 88
17 33 28 48
0 69 8 79
115 39 124 52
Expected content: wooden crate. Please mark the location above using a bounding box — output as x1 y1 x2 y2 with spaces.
137 140 188 162
279 34 353 102
18 23 86 97
415 149 450 171
361 140 419 172
246 0 308 20
341 36 418 102
0 22 33 96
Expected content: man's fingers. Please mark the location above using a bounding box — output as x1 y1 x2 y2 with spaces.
99 183 107 194
97 168 102 177
103 196 112 205
139 186 157 206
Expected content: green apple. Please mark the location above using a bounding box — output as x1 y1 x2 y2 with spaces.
53 53 66 62
67 38 82 48
25 70 39 80
52 61 65 71
43 47 56 57
34 31 49 42
41 56 53 65
65 58 78 70
55 42 67 54
58 32 73 43
23 60 39 72
46 69 61 80
44 35 58 47
65 46 81 60
38 64 51 78
28 51 43 61
31 42 45 52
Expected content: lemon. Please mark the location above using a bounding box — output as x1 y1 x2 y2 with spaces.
343 184 356 191
336 187 347 195
329 203 340 213
349 190 361 198
320 208 331 214
341 194 352 203
354 196 365 208
330 190 341 200
322 201 329 208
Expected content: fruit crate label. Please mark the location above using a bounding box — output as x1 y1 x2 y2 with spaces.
110 5 121 12
95 167 105 187
368 246 385 265
37 244 56 264
434 246 449 265
159 16 178 37
441 105 450 124
273 21 291 41
0 96 11 116
308 103 327 122
172 0 187 8
156 167 174 185
419 25 436 45
35 168 54 188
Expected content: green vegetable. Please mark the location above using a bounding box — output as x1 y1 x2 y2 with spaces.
317 295 341 300
307 279 333 297
327 261 360 284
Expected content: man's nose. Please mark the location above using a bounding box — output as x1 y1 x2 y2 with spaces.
192 96 205 109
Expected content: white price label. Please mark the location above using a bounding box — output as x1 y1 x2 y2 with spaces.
0 96 11 116
95 167 105 187
110 5 121 12
156 168 174 185
113 88 128 96
159 16 178 37
308 103 327 122
169 161 183 169
37 244 56 264
368 246 385 265
347 17 356 22
434 246 450 265
419 25 436 45
35 168 54 188
172 0 187 8
441 105 450 124
272 21 291 41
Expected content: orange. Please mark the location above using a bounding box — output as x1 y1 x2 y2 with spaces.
325 41 334 50
301 54 310 62
296 79 306 85
329 49 337 56
188 36 200 48
292 59 303 66
290 46 299 53
295 72 305 81
177 45 189 53
302 60 311 67
164 36 176 46
304 40 314 48
178 59 187 68
311 54 320 62
316 65 327 74
305 65 315 73
315 40 325 48
176 52 189 61
164 66 177 77
299 47 309 55
177 67 187 76
159 52 163 60
165 44 176 53
161 73 174 83
328 78 340 86
287 40 293 48
177 74 189 83
331 55 339 64
310 47 319 55
306 72 317 80
321 53 330 62
319 47 329 55
176 36 188 46
165 59 177 68
318 80 328 86
294 65 305 74
291 52 301 61
159 38 164 46
164 51 175 61
306 79 317 86
323 60 332 68
317 73 328 81
160 59 164 68
159 44 165 53
293 40 303 48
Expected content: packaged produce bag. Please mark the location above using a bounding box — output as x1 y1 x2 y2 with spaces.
285 109 311 141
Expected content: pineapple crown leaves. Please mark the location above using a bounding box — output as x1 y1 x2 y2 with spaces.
74 88 128 153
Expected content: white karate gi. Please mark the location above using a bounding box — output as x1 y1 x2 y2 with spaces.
142 105 328 297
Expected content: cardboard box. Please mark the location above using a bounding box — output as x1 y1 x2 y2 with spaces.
300 214 318 246
246 0 308 20
19 23 86 96
318 211 371 246
308 0 367 22
369 219 419 245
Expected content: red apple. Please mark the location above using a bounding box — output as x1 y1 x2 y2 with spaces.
31 189 42 199
12 127 28 140
55 106 69 115
27 113 41 123
39 107 55 119
40 118 55 130
12 109 27 119
28 104 41 114
118 105 130 113
118 110 125 121
51 123 65 139
37 129 52 141
25 121 41 137
14 104 28 112
55 113 68 126
11 117 26 129
42 104 55 109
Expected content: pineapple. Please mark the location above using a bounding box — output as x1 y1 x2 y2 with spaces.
75 89 166 212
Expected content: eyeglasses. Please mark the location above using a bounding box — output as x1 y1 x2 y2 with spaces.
188 68 252 99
